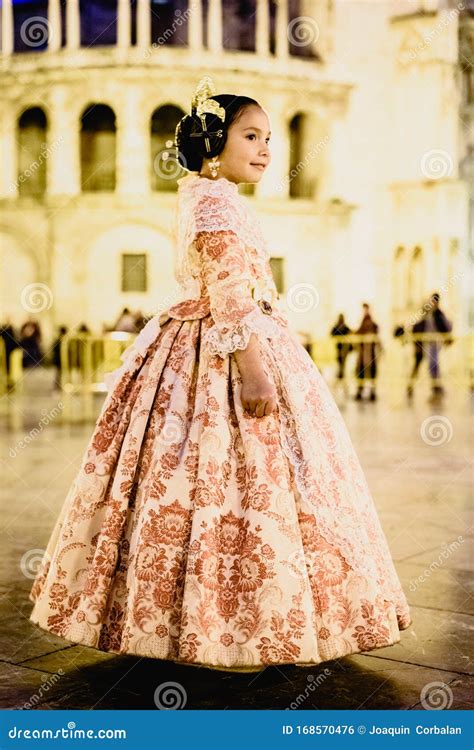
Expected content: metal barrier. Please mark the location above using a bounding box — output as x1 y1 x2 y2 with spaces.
311 332 473 398
0 339 24 394
1 331 472 400
59 331 135 393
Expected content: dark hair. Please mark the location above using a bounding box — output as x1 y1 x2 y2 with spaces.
175 94 261 172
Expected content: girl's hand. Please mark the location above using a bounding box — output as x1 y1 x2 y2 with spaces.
240 375 277 417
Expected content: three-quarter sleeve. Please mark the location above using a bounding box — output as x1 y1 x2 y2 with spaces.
195 228 279 359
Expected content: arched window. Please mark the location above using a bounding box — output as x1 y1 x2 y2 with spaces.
150 105 186 191
289 112 314 198
17 107 48 197
80 104 116 191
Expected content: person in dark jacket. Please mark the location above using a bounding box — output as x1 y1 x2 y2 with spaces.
330 313 352 380
415 293 452 401
0 318 20 389
406 319 426 398
354 304 381 402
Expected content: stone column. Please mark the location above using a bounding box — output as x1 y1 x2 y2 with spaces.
188 0 203 51
48 0 62 52
136 0 151 48
207 0 222 53
66 0 80 50
0 107 18 198
256 0 270 57
47 87 81 196
1 0 14 57
117 0 131 48
117 88 148 196
275 0 288 59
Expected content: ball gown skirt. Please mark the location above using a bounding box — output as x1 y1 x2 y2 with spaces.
28 311 412 673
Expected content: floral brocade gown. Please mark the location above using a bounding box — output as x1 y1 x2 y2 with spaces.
29 174 412 673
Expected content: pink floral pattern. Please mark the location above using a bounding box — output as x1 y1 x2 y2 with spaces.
29 176 411 671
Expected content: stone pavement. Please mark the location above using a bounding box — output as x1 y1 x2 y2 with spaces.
0 368 472 710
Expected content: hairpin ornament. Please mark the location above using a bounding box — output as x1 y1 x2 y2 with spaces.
190 76 226 153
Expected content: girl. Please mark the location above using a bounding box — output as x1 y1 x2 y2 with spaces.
29 77 412 673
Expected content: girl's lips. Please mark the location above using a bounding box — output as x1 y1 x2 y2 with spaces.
251 164 265 170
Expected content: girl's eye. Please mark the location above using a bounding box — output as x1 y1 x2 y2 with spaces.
246 134 271 143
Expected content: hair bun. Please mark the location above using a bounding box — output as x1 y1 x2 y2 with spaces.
175 111 226 172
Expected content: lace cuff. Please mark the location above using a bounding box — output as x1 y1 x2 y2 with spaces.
203 305 282 359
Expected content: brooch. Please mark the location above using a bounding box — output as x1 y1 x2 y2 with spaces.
258 299 273 315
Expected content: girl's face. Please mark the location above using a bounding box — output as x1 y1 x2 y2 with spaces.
201 105 271 184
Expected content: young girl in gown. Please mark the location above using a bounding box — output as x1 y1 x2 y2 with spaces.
29 77 412 673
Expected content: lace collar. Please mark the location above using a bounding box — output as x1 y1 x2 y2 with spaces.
177 173 240 196
173 171 269 299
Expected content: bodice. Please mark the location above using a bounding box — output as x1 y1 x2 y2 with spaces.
160 174 281 326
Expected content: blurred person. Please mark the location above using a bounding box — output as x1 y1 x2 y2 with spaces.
112 307 138 333
52 325 68 391
354 303 381 402
418 293 452 402
19 319 42 368
0 317 20 387
330 313 352 381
